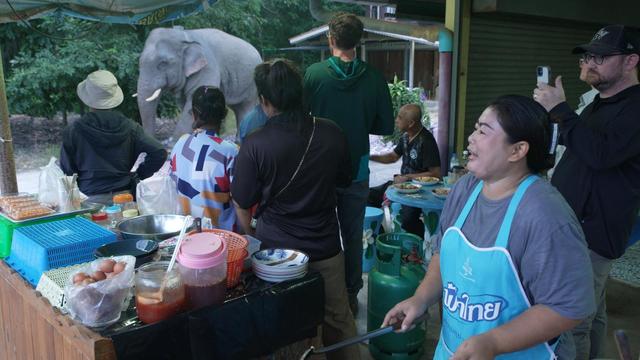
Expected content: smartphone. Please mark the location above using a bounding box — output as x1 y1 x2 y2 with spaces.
537 66 551 84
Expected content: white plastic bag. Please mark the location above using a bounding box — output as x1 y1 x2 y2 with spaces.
64 255 135 328
38 157 64 206
137 165 178 215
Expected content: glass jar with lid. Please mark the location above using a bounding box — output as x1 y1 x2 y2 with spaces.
135 261 186 324
113 193 138 217
104 205 122 229
91 212 110 229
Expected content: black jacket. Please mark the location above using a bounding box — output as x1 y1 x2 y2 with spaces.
551 84 640 259
60 110 167 196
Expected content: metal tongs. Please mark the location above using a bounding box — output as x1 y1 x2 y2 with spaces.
299 311 429 359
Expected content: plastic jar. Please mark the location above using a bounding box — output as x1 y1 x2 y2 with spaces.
113 193 138 217
135 261 186 324
104 205 123 228
177 232 228 310
91 212 110 229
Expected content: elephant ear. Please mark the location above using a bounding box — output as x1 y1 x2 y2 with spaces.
183 41 208 78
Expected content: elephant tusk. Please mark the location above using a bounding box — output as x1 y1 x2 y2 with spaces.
145 88 162 102
131 93 138 98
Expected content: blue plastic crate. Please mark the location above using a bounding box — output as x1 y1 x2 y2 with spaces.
6 217 116 286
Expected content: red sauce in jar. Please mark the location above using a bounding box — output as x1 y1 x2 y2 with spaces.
136 289 186 324
185 279 227 310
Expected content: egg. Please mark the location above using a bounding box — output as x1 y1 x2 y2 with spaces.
72 272 88 284
91 271 106 281
112 262 126 274
98 259 116 273
81 278 95 286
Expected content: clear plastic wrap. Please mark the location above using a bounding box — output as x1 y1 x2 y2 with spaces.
64 255 136 328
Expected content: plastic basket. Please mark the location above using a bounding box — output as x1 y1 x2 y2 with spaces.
227 249 248 288
35 262 90 309
0 214 75 258
5 217 116 286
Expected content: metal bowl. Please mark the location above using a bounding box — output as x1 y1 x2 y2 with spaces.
116 214 194 241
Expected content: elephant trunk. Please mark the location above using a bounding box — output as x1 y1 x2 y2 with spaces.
137 81 162 137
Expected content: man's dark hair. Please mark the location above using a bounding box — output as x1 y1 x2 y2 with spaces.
191 86 227 130
328 13 364 50
488 95 553 174
254 59 303 112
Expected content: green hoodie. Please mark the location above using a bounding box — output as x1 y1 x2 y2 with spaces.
304 57 394 182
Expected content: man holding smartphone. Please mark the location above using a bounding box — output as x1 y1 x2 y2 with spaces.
534 24 640 359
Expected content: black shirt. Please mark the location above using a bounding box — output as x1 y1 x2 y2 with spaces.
551 84 640 259
393 127 441 175
231 112 351 261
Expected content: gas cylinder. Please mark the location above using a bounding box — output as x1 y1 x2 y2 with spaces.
368 232 426 359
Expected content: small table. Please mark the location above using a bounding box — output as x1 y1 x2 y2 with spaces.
385 184 446 236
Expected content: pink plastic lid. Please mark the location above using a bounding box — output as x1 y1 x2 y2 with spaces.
177 232 227 269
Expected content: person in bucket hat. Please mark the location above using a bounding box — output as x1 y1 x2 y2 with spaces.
534 25 640 359
76 70 124 110
60 70 166 205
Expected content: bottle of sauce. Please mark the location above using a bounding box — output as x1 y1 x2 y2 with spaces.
135 261 186 324
177 232 228 310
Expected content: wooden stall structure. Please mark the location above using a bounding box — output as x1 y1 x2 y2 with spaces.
0 261 116 360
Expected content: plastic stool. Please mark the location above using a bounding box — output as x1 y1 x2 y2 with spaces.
363 207 384 272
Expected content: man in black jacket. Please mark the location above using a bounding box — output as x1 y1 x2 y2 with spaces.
534 25 640 359
60 70 166 204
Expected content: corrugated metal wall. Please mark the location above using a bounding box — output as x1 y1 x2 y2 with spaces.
461 13 599 144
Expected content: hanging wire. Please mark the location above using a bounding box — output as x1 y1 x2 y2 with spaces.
4 0 114 41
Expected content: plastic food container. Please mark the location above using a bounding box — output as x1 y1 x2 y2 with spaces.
135 261 186 324
177 232 228 310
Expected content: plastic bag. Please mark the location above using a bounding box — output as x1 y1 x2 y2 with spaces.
38 157 64 206
64 255 135 328
137 163 178 215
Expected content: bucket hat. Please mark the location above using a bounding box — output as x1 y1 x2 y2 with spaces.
77 70 124 109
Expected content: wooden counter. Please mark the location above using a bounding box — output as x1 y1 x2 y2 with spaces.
0 260 116 360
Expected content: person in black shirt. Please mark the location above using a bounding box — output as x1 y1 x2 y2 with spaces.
230 59 359 360
370 104 441 237
534 24 640 359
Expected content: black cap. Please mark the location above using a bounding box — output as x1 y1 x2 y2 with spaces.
572 25 640 55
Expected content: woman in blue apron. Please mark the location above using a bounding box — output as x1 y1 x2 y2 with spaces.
383 95 595 359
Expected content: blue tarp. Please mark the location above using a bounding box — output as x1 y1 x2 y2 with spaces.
0 0 218 24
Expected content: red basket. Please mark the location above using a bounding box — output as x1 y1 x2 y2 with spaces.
226 249 248 288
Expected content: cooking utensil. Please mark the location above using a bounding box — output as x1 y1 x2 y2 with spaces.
614 329 632 360
299 311 429 359
116 214 196 241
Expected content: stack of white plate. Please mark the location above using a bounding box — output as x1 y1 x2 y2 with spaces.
251 248 309 282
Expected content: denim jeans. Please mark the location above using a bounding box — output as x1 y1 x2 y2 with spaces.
336 180 369 297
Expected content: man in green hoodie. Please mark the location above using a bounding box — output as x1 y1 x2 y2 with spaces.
304 13 394 314
60 70 167 205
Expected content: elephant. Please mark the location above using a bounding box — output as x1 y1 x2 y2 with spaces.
137 27 262 140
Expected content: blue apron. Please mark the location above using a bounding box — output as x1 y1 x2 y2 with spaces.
434 175 556 359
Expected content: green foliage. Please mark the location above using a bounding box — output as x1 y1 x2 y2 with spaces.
4 18 151 121
1 0 365 122
385 76 430 143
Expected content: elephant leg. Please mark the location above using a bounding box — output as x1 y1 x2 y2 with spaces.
172 103 194 140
